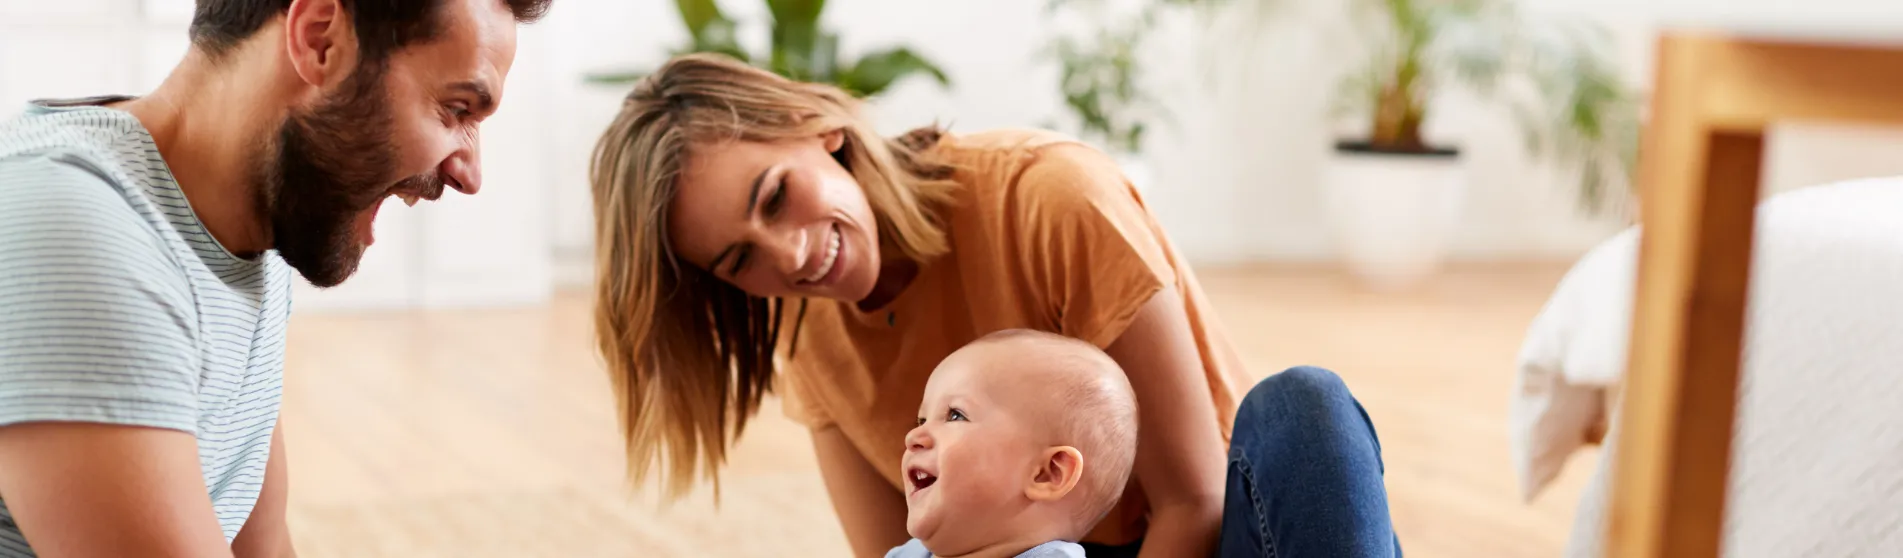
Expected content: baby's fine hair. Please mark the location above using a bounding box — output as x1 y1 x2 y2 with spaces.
970 329 1138 528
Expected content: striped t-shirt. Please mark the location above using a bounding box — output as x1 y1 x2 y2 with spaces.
0 98 292 553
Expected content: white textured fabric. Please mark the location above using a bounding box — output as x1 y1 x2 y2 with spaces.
1510 178 1903 557
1510 227 1635 499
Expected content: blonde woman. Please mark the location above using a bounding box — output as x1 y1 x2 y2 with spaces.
590 53 1401 558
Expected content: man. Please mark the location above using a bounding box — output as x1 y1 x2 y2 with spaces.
0 0 549 555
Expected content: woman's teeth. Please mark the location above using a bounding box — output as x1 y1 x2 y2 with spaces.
804 231 841 284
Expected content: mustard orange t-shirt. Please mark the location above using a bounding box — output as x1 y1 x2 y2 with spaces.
778 128 1250 545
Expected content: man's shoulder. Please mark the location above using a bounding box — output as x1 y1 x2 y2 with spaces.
0 153 165 250
0 105 152 206
0 147 189 306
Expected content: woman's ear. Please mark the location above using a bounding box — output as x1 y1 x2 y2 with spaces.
822 128 846 154
1025 446 1084 502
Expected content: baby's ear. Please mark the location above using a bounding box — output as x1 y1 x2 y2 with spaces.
1026 446 1084 502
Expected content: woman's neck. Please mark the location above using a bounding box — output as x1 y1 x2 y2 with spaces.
857 254 919 312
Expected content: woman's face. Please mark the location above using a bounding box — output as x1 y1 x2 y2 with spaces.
668 130 882 302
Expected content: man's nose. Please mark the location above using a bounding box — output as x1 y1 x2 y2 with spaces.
441 131 482 195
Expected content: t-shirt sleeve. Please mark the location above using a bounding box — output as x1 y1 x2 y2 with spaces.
1011 143 1177 349
777 356 836 430
0 158 201 433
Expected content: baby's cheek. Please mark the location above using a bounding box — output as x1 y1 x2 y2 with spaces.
964 449 1031 500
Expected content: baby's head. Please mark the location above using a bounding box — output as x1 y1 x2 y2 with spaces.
902 329 1138 556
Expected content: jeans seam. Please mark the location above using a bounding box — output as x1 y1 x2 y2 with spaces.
1233 454 1278 558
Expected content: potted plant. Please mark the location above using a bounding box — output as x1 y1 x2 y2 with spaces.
584 0 951 99
1317 0 1641 289
1043 0 1225 192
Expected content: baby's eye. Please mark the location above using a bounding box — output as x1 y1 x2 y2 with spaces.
947 408 967 422
916 417 926 426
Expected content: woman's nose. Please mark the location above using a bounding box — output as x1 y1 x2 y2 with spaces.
766 225 810 279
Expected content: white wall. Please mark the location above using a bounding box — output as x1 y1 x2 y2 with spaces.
1 0 555 311
1129 0 1903 264
11 0 1903 308
542 0 1903 274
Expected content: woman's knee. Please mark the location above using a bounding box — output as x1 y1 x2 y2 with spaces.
1242 366 1348 411
1233 367 1353 439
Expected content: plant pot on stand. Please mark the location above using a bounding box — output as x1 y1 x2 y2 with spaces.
1323 140 1466 291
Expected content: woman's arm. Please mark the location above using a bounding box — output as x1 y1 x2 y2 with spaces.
813 425 911 558
1103 287 1228 558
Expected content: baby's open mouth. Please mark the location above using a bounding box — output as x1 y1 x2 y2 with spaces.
907 467 937 494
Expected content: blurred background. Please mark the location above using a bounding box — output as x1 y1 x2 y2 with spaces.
6 0 1903 556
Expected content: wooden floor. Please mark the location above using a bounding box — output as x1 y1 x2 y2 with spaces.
277 264 1600 557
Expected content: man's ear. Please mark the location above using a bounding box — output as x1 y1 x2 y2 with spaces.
283 0 357 87
1025 446 1084 502
822 128 846 154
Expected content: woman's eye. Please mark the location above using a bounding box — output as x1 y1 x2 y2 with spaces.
947 409 967 422
729 246 751 276
763 182 788 216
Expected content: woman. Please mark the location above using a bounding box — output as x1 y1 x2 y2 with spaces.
590 53 1400 558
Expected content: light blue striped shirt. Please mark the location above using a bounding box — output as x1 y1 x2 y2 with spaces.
0 97 292 554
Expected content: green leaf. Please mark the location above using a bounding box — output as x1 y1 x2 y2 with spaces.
839 47 951 97
675 0 727 38
582 69 649 86
766 0 826 27
769 5 830 82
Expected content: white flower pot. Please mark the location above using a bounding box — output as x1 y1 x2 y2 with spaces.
1322 143 1467 291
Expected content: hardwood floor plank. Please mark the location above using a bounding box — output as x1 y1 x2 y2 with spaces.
281 263 1593 557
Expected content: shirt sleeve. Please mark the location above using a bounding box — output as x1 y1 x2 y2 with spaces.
1010 143 1178 349
0 157 202 433
776 302 837 429
777 357 836 430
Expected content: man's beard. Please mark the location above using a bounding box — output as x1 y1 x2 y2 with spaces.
260 62 443 288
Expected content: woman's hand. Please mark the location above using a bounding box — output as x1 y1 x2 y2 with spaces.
1104 287 1229 558
813 426 912 558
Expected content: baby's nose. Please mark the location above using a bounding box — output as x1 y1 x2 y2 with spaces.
904 427 932 451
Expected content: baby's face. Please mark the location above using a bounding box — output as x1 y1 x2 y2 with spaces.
902 346 1044 553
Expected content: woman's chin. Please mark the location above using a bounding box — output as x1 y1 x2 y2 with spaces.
842 271 882 305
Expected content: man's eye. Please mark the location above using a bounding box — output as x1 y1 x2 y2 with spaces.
446 104 471 119
947 408 967 422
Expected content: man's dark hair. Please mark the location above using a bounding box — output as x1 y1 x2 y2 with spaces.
190 0 551 62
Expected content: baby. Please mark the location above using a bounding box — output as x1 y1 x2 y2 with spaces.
887 329 1139 558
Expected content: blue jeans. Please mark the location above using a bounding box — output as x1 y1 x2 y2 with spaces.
1079 367 1400 558
1219 366 1400 557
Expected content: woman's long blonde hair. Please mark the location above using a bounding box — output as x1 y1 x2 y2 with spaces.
590 53 958 498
